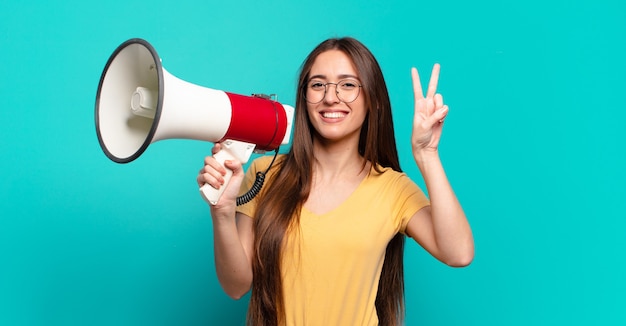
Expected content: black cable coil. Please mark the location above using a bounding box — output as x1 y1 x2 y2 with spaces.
236 171 266 206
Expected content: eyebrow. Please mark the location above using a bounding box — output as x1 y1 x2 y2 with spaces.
309 74 360 81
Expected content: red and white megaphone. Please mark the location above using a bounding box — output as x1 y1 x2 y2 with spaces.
95 38 294 205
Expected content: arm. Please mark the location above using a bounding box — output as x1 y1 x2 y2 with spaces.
405 64 474 267
211 212 254 299
198 143 255 298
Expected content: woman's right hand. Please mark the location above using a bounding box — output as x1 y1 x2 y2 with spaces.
197 143 244 213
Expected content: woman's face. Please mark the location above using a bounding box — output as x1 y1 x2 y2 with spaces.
305 50 367 145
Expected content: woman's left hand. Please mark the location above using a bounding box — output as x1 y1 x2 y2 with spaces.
411 64 448 154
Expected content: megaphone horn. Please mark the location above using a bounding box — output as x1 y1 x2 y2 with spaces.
95 38 294 205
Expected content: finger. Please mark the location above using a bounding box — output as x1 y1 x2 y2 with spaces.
204 156 227 174
426 63 440 98
422 105 448 127
434 93 444 109
198 171 224 189
435 105 449 124
223 159 243 176
411 67 424 100
197 166 224 188
425 97 436 116
211 142 222 155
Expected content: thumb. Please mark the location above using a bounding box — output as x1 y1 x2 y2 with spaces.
223 159 243 176
428 105 448 125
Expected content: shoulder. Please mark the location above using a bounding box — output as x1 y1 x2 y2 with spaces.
237 154 287 217
247 154 285 174
249 154 279 168
368 165 430 233
369 165 411 185
367 165 426 199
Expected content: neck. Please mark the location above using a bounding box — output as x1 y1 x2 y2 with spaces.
311 138 368 182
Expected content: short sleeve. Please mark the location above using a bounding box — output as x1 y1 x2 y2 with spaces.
394 174 430 234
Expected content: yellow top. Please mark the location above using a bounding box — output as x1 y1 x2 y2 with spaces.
237 156 430 326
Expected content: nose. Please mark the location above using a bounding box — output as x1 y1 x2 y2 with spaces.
323 83 340 104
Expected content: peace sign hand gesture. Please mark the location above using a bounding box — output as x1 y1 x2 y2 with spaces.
411 64 449 155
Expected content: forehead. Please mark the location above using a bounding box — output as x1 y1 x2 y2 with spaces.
309 50 358 79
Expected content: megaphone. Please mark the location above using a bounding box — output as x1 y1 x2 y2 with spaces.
95 38 294 205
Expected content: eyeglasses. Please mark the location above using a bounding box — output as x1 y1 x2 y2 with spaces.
304 78 362 104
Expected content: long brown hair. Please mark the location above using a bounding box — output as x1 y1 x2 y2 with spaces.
247 37 405 326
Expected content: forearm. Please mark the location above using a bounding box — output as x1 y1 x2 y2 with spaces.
211 212 253 299
415 150 474 266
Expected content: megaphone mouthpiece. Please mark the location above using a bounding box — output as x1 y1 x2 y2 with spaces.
131 87 157 118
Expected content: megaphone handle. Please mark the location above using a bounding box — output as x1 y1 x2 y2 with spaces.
199 140 255 206
199 149 235 205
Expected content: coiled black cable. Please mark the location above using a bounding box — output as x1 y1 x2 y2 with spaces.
236 148 280 206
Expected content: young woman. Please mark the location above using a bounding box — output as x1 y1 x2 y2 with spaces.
197 37 474 326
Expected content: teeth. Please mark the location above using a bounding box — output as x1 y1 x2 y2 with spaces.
322 112 346 119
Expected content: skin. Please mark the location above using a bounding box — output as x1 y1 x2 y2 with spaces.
406 64 474 267
303 50 371 215
197 51 474 299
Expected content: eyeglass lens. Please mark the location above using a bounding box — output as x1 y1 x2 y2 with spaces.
305 79 361 104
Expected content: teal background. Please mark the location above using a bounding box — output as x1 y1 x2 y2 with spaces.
1 0 625 325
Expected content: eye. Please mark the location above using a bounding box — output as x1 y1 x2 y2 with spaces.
309 80 325 90
339 79 360 90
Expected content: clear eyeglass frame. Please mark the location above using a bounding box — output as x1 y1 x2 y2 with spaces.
304 78 362 104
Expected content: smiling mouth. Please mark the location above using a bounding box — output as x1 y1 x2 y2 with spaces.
321 111 347 119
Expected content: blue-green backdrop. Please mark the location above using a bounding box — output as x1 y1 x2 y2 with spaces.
1 0 625 325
